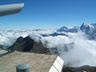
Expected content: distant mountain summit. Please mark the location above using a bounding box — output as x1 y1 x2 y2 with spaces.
80 23 94 33
80 23 96 40
57 26 80 33
57 23 96 40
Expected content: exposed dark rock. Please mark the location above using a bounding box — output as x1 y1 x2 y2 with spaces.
63 65 96 72
7 36 33 52
41 32 68 37
7 36 52 54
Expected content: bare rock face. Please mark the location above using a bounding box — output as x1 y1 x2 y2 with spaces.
63 65 96 72
8 36 51 54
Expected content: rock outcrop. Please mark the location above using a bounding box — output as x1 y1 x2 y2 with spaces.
8 36 51 54
63 65 96 72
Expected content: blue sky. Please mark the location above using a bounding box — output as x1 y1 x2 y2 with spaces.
0 0 96 29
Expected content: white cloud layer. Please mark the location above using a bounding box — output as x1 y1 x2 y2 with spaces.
0 29 96 67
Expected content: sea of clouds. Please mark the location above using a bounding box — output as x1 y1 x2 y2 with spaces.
0 29 96 67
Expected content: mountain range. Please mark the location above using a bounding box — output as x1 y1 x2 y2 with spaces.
0 23 96 68
57 23 96 40
1 23 96 52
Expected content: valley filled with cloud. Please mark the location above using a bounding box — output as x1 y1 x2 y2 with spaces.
0 23 96 67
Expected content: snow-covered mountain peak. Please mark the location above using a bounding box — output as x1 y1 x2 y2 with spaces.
57 26 80 33
80 23 94 32
82 23 94 28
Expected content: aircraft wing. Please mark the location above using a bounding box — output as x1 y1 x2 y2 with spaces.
0 3 24 16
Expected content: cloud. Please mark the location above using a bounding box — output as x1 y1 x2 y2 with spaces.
0 29 55 48
0 29 96 67
41 32 96 67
